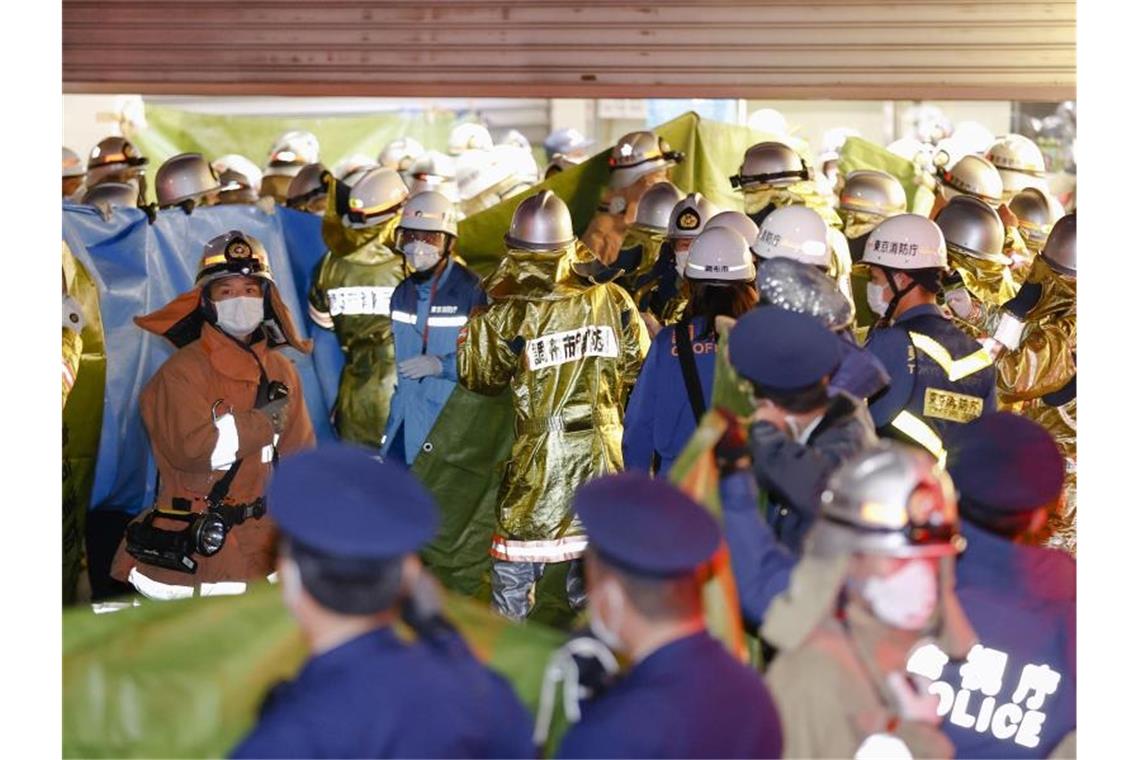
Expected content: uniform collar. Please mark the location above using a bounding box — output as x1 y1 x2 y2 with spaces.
299 626 401 680
893 302 944 323
200 322 270 383
629 630 713 680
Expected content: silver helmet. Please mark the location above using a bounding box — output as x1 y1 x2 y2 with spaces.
505 190 575 251
346 167 409 226
839 170 907 219
730 141 811 191
1008 187 1058 252
81 181 138 209
1041 212 1076 277
264 130 320 178
398 190 459 237
378 137 425 172
286 163 329 208
804 442 966 560
934 195 1008 264
633 181 684 232
608 131 683 188
938 154 1004 207
667 193 719 239
155 153 232 209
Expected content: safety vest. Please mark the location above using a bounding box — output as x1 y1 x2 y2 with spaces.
887 311 997 465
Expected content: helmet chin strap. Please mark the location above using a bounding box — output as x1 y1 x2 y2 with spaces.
882 270 920 323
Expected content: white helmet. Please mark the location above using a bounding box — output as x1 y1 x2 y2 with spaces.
63 147 86 178
498 129 532 152
819 127 861 164
409 151 460 201
333 154 379 182
398 190 459 237
685 227 756 282
378 137 425 172
265 130 320 177
608 131 683 189
706 211 760 246
448 123 494 155
667 193 719 239
212 154 263 191
751 206 830 268
886 137 927 164
986 134 1046 177
861 214 948 271
746 108 789 137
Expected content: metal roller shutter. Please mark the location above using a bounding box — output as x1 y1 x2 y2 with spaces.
63 0 1075 100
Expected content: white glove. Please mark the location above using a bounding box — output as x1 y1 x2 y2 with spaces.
992 311 1027 351
398 354 444 380
886 671 941 726
944 288 976 320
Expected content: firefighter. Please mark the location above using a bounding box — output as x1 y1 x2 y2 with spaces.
308 168 409 447
211 155 263 206
860 214 997 465
935 195 1018 339
838 169 908 262
109 231 315 599
86 136 149 206
580 131 683 266
261 130 320 204
154 152 232 213
458 190 649 620
284 163 329 215
991 214 1076 555
752 204 853 300
638 192 719 329
63 147 86 202
381 191 486 467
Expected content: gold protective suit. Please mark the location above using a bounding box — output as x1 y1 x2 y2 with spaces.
1004 223 1035 286
996 258 1077 554
458 243 649 562
580 170 670 265
945 251 1019 339
308 189 405 447
614 224 666 299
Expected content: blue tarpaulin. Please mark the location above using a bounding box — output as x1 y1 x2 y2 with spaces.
62 203 339 515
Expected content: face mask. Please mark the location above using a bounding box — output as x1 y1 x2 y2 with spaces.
403 240 443 272
866 281 892 317
588 581 625 653
673 240 693 278
213 295 265 337
860 560 939 631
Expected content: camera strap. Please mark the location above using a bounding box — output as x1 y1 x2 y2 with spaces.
206 353 274 510
674 318 707 425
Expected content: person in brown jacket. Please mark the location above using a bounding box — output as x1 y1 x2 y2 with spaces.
110 230 315 600
761 442 976 759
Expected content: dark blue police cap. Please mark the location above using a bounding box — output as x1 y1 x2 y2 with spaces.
574 472 721 577
728 306 841 391
269 443 439 559
946 412 1065 515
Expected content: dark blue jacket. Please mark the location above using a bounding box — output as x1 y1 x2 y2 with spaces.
231 626 533 759
865 304 997 459
721 474 1076 758
622 316 717 475
557 631 782 759
382 259 486 465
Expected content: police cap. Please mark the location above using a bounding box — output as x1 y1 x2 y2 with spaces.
946 412 1065 515
269 444 439 560
728 306 841 391
575 472 720 577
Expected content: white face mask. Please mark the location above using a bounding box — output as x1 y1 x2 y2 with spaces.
213 296 265 337
860 560 939 631
866 281 892 317
673 240 694 278
588 581 626 653
403 240 443 272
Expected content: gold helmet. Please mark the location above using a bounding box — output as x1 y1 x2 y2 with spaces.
196 230 273 287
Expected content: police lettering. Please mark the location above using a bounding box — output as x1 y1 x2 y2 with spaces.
907 642 1062 749
526 326 619 371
